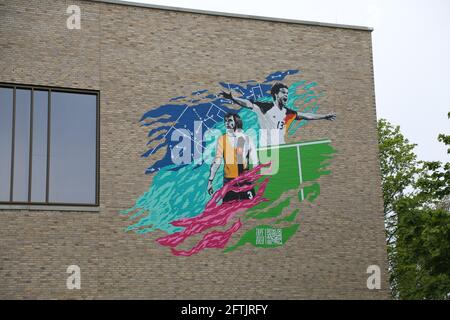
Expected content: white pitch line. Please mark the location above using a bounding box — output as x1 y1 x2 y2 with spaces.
209 102 227 119
296 145 304 202
257 139 331 152
147 105 189 157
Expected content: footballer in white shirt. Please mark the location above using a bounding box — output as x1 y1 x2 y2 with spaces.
220 82 336 147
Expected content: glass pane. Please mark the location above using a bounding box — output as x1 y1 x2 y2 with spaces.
13 89 31 202
31 90 48 203
49 92 97 204
0 88 13 201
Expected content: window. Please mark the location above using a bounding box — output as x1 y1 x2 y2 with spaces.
0 84 99 206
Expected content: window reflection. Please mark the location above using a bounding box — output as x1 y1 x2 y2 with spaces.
12 89 31 202
31 90 48 203
0 88 13 201
0 85 98 206
49 91 97 204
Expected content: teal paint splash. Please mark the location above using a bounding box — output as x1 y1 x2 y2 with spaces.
286 81 324 136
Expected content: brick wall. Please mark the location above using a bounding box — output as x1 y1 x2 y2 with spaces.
0 0 390 299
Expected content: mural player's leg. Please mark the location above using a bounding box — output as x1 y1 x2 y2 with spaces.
222 177 240 203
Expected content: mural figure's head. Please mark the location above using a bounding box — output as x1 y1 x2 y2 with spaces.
224 113 243 131
271 82 289 108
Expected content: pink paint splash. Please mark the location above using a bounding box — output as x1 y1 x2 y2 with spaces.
156 163 271 256
171 220 242 256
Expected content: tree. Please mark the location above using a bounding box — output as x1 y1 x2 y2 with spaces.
378 114 450 300
393 197 450 299
437 112 450 155
377 119 420 246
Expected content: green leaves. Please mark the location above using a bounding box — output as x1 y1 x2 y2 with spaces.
377 119 419 215
438 112 450 154
394 205 450 299
378 115 450 300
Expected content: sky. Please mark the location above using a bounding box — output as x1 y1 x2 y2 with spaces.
127 0 450 163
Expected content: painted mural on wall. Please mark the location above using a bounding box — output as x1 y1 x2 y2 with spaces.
121 70 336 256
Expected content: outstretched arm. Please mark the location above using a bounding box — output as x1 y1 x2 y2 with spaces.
219 91 255 110
208 137 224 195
207 157 222 195
296 112 336 121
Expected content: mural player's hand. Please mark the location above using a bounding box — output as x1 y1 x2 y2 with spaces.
325 113 336 121
219 91 233 101
207 180 213 196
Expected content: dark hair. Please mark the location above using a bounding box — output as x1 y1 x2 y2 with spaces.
270 82 289 99
224 113 243 130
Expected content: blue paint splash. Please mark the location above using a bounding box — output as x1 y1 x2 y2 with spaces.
192 89 209 96
140 100 235 174
169 96 186 101
264 70 300 83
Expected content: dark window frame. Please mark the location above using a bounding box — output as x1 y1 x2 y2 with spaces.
0 82 100 207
